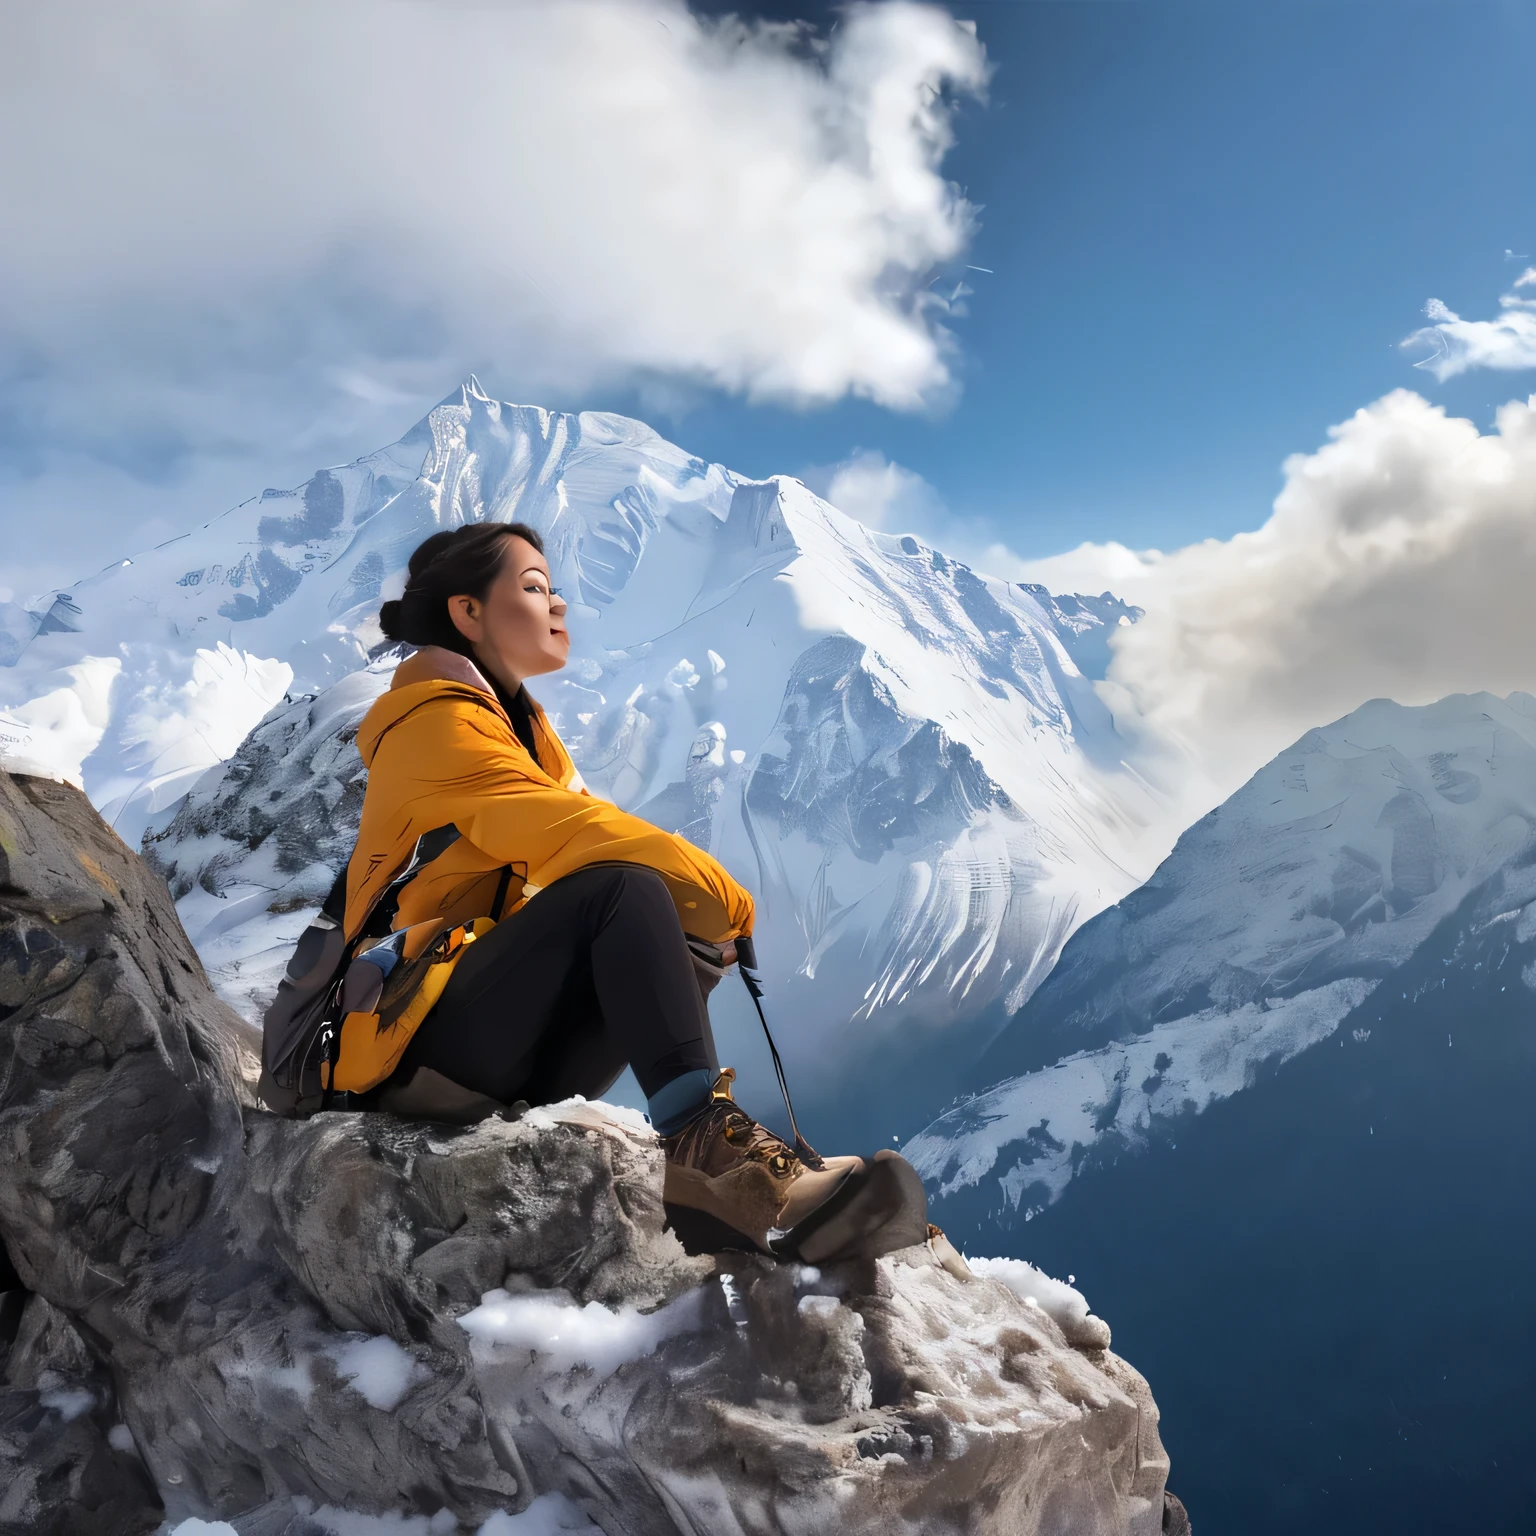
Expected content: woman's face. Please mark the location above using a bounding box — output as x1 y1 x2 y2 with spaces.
447 535 570 686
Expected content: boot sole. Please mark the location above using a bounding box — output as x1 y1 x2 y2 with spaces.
663 1201 768 1258
664 1153 929 1265
772 1151 928 1266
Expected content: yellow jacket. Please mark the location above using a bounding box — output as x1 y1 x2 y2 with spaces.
330 647 754 1095
348 646 755 946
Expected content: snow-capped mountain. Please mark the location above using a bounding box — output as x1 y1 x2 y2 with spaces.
3 379 1170 1091
906 688 1536 1215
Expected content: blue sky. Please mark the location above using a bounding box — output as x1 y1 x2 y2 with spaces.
604 0 1536 554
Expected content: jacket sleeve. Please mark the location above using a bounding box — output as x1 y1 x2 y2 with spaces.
391 697 755 942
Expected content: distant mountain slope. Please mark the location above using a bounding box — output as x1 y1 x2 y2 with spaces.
928 865 1536 1535
6 379 1169 1088
907 689 1536 1210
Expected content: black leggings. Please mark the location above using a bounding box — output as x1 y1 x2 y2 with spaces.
398 863 719 1106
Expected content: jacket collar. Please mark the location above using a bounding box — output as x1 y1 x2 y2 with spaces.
389 645 495 696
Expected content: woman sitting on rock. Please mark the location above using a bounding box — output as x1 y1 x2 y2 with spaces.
327 522 924 1264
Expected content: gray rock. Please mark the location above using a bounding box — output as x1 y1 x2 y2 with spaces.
0 1290 162 1535
0 769 1175 1533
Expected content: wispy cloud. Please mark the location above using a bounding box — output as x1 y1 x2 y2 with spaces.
804 449 947 532
1402 280 1536 380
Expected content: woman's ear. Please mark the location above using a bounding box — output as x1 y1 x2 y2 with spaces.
447 594 482 642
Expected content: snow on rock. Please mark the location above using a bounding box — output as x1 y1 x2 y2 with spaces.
910 689 1536 1217
329 1336 430 1413
457 1288 707 1379
0 771 1174 1536
0 1292 162 1534
3 378 1169 1075
963 1255 1111 1350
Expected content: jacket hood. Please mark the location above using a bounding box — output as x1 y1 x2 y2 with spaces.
389 645 494 695
356 648 508 770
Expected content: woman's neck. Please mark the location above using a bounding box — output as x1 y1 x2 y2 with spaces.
471 646 523 699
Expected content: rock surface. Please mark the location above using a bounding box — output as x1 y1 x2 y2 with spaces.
0 769 1176 1534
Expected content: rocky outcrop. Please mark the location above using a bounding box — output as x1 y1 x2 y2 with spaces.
0 769 1177 1534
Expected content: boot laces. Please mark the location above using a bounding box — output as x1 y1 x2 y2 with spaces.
718 1104 798 1177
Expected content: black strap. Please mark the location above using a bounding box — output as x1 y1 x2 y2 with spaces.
356 824 462 943
734 937 824 1171
490 863 514 922
319 865 349 925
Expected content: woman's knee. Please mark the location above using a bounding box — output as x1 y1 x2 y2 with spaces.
609 863 674 911
565 861 676 918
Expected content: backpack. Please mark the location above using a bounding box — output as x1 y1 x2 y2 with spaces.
258 824 512 1117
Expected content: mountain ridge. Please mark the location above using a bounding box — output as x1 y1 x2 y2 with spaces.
4 379 1173 1100
906 687 1536 1211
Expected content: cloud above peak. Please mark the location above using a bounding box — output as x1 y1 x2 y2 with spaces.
0 0 984 458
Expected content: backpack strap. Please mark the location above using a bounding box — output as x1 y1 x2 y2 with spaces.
352 823 462 944
490 862 515 921
317 823 462 1112
318 864 349 925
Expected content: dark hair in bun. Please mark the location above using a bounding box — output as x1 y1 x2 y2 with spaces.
379 521 545 649
379 521 550 764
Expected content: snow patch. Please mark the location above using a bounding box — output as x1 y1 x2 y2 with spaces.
965 1256 1090 1335
459 1287 706 1377
0 656 121 784
304 1511 456 1536
910 977 1375 1205
328 1336 426 1411
476 1494 603 1533
39 1385 95 1421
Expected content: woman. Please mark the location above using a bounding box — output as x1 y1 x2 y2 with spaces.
338 522 925 1263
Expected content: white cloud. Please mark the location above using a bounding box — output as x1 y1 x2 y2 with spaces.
807 448 946 531
982 538 1167 604
1 0 984 411
0 0 986 592
1009 389 1536 805
1403 285 1536 380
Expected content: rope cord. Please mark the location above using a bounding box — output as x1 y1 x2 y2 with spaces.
738 963 825 1171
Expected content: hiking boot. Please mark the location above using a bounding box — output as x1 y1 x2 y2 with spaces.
661 1069 929 1264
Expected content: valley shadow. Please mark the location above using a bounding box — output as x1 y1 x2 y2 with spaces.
932 913 1536 1533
